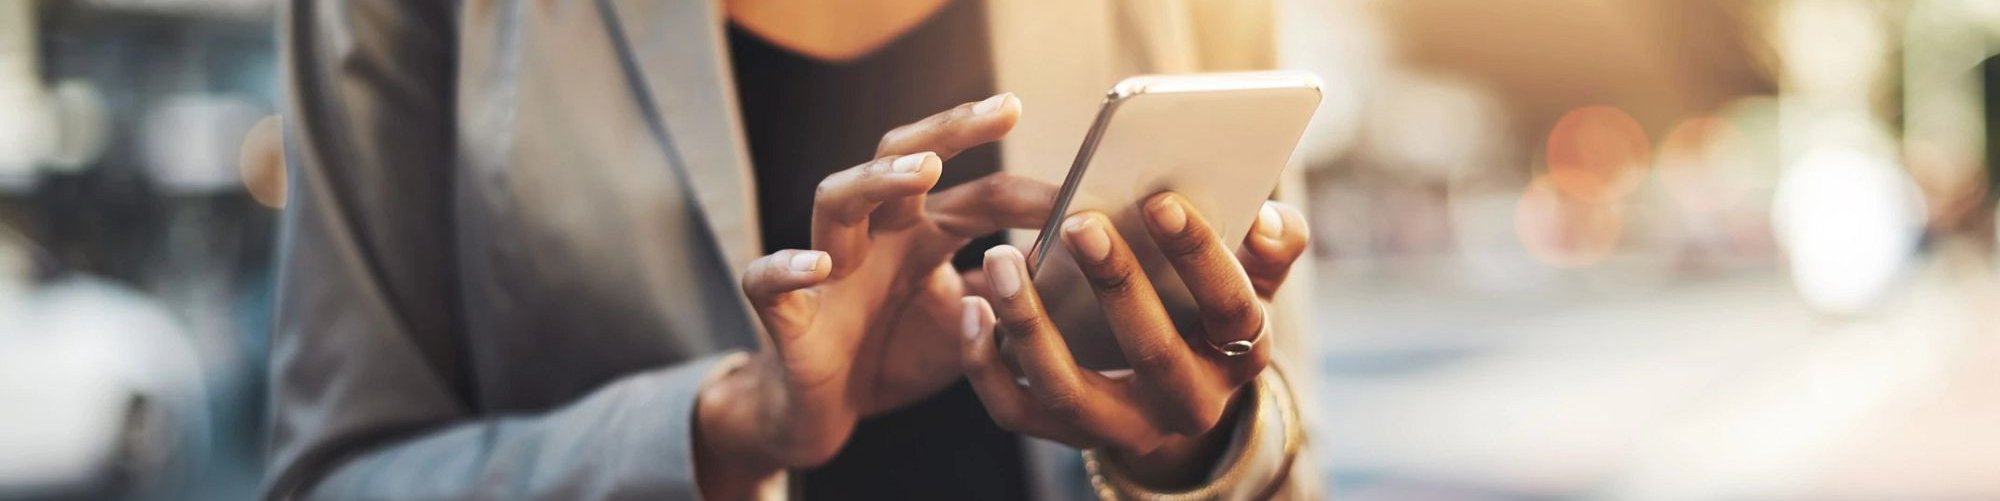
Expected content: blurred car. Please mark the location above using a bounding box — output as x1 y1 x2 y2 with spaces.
0 241 208 500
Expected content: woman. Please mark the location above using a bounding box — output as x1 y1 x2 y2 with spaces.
267 0 1315 499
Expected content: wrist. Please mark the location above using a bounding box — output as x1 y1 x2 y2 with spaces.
1106 387 1253 489
694 354 784 500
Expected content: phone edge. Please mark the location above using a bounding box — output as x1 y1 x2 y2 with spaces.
1026 91 1132 276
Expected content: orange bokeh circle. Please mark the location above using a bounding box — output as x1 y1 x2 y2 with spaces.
1546 106 1651 204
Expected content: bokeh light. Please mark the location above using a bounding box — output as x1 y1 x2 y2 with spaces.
1771 147 1925 315
45 79 110 173
140 95 265 194
237 115 285 209
1546 106 1651 204
1516 175 1625 268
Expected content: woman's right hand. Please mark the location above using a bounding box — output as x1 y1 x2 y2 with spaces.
692 94 1055 499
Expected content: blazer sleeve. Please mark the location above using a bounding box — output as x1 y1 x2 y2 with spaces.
265 1 731 499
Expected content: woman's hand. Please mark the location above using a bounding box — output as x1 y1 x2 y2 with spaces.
962 193 1310 489
695 94 1057 499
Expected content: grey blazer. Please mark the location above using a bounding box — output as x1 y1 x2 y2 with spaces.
269 0 773 498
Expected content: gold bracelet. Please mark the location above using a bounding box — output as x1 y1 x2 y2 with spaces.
1082 366 1304 500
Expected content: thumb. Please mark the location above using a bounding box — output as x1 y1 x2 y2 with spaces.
741 250 831 342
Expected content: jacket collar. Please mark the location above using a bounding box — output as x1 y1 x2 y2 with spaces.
596 0 762 272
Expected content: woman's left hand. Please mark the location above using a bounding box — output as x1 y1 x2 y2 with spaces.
961 193 1310 488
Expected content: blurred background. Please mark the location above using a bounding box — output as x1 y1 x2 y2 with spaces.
0 0 1996 499
1 0 274 499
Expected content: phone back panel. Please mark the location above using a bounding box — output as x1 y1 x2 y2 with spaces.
1027 71 1321 370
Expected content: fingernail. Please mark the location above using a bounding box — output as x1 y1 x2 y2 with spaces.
985 246 1022 297
1256 204 1283 240
892 152 930 174
974 93 1009 115
961 298 985 340
1149 195 1187 235
1065 215 1112 263
790 251 825 272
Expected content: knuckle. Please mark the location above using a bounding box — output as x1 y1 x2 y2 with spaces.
1207 298 1259 330
856 158 892 178
996 315 1045 339
938 104 970 128
1126 343 1181 374
1157 231 1209 262
813 177 839 204
1037 387 1089 424
976 174 1008 199
1152 217 1208 256
1087 265 1139 297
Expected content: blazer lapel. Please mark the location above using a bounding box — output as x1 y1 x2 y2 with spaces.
597 0 761 272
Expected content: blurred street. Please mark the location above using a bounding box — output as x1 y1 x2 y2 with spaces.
1311 246 2000 500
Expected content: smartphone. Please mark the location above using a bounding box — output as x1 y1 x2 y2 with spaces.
1025 71 1321 371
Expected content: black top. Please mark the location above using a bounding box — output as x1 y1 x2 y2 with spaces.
728 0 1028 498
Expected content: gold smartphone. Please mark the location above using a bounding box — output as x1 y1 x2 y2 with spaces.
1026 71 1322 371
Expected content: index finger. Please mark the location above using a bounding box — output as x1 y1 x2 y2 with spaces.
875 93 1021 160
1059 213 1207 389
811 152 942 276
924 174 1059 238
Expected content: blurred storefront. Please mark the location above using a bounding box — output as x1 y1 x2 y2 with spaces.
1 1 275 499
